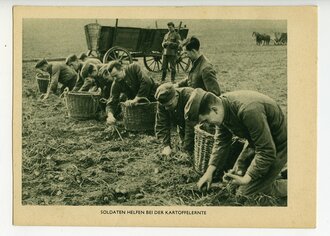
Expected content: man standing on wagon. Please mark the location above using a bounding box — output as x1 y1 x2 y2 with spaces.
176 36 221 96
105 61 158 124
184 89 287 197
161 22 181 83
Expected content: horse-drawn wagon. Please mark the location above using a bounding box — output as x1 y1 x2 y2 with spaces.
84 20 191 73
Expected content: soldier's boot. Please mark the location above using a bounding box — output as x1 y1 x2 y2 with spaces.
161 70 167 82
170 71 176 83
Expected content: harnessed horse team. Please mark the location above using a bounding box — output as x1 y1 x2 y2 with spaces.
252 32 287 46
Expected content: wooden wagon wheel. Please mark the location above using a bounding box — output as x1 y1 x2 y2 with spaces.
176 52 191 73
102 46 133 65
143 53 163 73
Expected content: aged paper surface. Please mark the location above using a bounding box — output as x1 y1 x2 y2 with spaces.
13 6 317 227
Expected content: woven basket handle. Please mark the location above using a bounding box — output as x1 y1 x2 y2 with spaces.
59 87 69 99
135 97 150 104
36 70 50 79
99 98 108 104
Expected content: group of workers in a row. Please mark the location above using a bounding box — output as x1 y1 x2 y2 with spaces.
35 32 287 198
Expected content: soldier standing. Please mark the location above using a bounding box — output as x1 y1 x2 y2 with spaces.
161 22 181 83
177 36 221 96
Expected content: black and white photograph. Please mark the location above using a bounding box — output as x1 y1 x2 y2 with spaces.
12 6 317 228
22 17 288 206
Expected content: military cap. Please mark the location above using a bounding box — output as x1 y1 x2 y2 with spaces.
78 52 88 61
65 54 78 65
167 22 175 27
35 59 48 69
154 82 176 105
184 88 207 122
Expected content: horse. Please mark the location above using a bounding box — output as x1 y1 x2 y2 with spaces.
252 32 263 45
261 34 271 45
252 32 271 46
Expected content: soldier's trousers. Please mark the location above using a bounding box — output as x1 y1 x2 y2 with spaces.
236 142 287 197
162 55 176 81
58 76 77 94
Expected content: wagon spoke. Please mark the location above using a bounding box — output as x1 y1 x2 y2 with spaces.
108 54 116 61
119 53 126 60
179 62 185 71
103 47 132 64
180 60 189 66
149 60 156 67
143 55 162 72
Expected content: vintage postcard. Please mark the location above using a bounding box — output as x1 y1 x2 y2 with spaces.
13 6 317 227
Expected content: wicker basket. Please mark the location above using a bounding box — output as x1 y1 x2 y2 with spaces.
194 123 216 174
84 23 102 51
65 91 101 120
36 74 50 93
121 98 157 131
194 123 246 176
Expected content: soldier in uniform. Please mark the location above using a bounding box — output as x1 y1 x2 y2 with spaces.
161 22 181 82
177 36 221 96
65 53 105 92
65 54 84 74
73 62 113 100
35 58 77 101
184 89 287 197
154 83 195 157
106 61 158 124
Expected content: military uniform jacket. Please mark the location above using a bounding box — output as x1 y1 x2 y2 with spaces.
156 87 194 152
162 31 181 56
209 91 287 180
107 63 156 114
47 62 77 92
178 54 221 96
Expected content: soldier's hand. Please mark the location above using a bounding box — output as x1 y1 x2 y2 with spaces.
222 169 235 183
197 165 216 192
161 146 172 156
197 172 213 192
224 173 252 186
106 112 116 125
125 98 138 106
